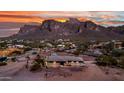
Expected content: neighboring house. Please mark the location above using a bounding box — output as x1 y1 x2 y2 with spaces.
84 49 103 57
114 41 122 49
90 43 104 49
89 41 123 49
65 49 77 53
8 44 25 49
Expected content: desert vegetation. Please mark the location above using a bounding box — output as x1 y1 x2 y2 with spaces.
30 55 46 71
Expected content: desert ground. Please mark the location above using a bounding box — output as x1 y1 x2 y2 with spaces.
0 51 124 81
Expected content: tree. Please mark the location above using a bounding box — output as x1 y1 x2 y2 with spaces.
96 55 117 66
73 50 80 56
11 57 17 62
24 47 32 52
76 42 89 53
103 41 114 53
122 41 124 47
30 55 45 71
118 56 124 68
111 49 124 57
0 42 7 49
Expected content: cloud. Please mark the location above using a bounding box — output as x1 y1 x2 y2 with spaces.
0 11 123 26
0 11 42 16
35 11 92 18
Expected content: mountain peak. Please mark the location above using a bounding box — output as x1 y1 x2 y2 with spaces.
10 18 124 40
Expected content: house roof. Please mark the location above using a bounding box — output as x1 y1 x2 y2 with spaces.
46 55 84 62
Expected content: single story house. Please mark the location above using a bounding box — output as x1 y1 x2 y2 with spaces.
46 55 84 67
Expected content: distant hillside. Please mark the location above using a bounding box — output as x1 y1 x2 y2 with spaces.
0 22 41 37
0 22 40 29
10 18 124 41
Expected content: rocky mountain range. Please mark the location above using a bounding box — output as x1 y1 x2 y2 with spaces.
10 18 124 41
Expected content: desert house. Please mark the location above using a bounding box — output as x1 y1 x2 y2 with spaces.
46 55 84 67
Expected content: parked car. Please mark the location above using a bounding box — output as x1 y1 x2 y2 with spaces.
0 57 8 62
32 51 37 55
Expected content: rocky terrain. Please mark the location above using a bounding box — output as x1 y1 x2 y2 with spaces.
10 18 124 41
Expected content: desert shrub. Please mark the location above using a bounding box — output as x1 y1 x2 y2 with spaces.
0 62 7 66
109 57 118 66
118 56 124 68
30 55 45 71
24 47 32 52
35 58 45 67
77 44 88 53
34 55 45 67
96 55 117 66
111 49 124 57
73 50 80 56
95 55 107 66
103 42 114 52
30 62 41 71
11 57 16 62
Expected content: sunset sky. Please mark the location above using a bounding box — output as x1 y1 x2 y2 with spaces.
0 11 124 37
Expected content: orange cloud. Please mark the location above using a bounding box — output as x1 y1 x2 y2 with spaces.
0 11 42 16
0 16 42 23
0 11 121 26
0 11 44 23
0 11 71 23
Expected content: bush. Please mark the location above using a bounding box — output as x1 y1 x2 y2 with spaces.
32 52 37 55
30 55 46 71
73 50 80 56
11 57 16 62
96 55 117 66
111 49 124 57
118 56 124 68
30 62 41 71
34 55 45 67
24 47 32 52
0 62 7 66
